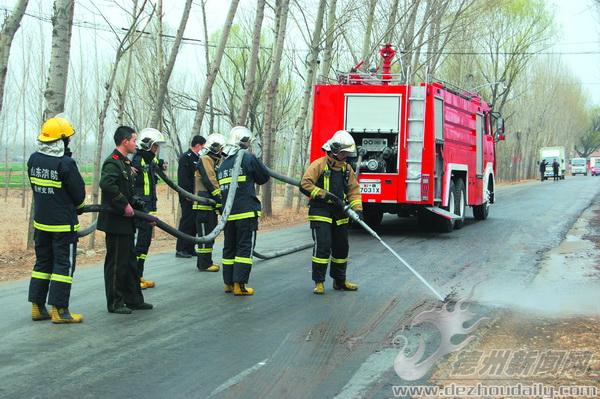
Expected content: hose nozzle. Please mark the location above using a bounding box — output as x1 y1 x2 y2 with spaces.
344 205 361 223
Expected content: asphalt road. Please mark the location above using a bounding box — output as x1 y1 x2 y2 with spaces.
1 176 599 399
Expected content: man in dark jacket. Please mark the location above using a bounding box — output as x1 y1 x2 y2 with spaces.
552 159 560 181
97 126 153 314
27 116 86 324
132 128 167 289
176 135 205 257
217 126 270 296
539 159 548 181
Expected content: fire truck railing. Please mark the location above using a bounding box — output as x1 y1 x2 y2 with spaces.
335 72 406 85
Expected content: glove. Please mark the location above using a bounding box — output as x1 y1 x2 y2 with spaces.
323 191 339 204
158 159 168 170
355 210 363 221
76 206 84 216
123 203 134 217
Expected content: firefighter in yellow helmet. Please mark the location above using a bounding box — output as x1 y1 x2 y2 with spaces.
27 116 86 323
193 133 226 271
301 130 363 295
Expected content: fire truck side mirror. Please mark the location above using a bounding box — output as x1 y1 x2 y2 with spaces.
496 117 505 134
497 134 505 141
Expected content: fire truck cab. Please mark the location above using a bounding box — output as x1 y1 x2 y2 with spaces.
309 44 504 232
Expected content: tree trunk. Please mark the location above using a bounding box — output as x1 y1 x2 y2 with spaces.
0 0 29 115
320 0 338 79
237 0 266 126
149 0 193 129
260 0 290 216
192 0 240 135
360 0 377 67
42 0 75 120
283 0 327 208
200 0 215 133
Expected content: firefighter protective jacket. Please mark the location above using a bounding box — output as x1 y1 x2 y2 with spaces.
177 149 199 199
301 154 362 224
217 150 270 220
97 149 137 235
194 153 222 211
132 150 161 213
27 151 86 233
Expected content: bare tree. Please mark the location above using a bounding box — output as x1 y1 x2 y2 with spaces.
0 0 29 115
237 0 266 126
191 0 240 135
261 0 291 216
360 0 377 66
283 0 327 208
149 0 193 129
42 0 75 120
320 0 338 78
200 0 215 133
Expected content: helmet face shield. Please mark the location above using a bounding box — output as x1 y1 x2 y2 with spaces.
322 130 357 157
205 133 226 155
138 128 166 151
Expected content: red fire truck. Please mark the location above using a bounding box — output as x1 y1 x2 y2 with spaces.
309 44 505 232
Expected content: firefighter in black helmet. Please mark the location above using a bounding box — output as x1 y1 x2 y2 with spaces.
217 126 270 295
301 130 363 295
132 128 167 289
27 116 86 323
194 133 226 271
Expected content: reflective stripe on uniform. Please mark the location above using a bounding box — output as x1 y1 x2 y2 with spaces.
307 215 332 224
50 273 73 284
29 177 62 188
137 253 147 260
196 248 213 254
32 271 51 280
76 202 85 209
222 258 235 265
211 188 221 196
33 221 79 232
234 256 253 265
349 199 361 209
330 257 348 264
192 204 214 211
228 211 261 221
312 256 329 264
141 159 150 196
310 187 320 199
324 164 330 192
336 218 349 226
218 175 247 185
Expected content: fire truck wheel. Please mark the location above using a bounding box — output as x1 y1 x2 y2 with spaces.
363 208 383 227
438 180 456 233
454 179 466 229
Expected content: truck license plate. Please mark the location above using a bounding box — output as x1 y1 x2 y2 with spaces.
360 182 381 194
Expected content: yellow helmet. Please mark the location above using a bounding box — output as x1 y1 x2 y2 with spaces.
38 117 75 142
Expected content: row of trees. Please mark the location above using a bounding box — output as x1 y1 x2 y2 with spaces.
1 0 598 236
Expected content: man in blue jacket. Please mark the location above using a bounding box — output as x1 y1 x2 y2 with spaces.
27 116 86 324
217 126 270 296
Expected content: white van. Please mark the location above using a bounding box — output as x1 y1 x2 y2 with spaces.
570 158 587 176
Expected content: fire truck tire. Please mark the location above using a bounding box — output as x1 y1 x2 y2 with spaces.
437 180 456 233
417 209 433 230
363 208 383 227
454 179 466 229
473 197 489 220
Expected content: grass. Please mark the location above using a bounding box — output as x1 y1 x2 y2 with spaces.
0 162 96 187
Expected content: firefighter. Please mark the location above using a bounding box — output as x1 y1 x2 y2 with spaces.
301 130 363 295
194 133 226 272
217 126 270 295
132 128 167 289
97 126 153 314
176 135 206 258
27 116 86 323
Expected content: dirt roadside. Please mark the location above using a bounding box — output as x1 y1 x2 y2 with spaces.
0 184 306 282
426 200 600 397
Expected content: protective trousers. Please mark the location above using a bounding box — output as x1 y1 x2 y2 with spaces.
28 230 77 308
134 218 154 277
176 199 196 254
196 209 218 270
104 233 145 312
222 217 257 285
310 220 349 283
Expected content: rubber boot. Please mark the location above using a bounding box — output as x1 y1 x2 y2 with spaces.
333 280 359 291
32 303 51 321
233 283 254 296
313 282 325 295
204 264 220 272
140 277 155 289
51 306 83 324
224 284 234 293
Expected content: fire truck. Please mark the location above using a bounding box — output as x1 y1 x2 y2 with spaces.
309 44 505 232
